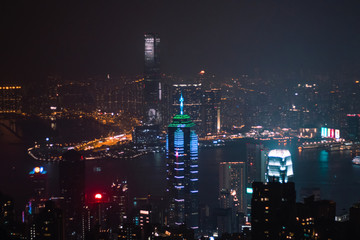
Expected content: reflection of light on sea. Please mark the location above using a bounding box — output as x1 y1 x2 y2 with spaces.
319 150 329 162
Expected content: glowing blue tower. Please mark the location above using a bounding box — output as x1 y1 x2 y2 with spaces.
166 95 199 230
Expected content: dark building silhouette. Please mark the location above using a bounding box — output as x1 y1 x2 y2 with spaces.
31 200 64 240
109 179 129 228
246 142 268 184
0 192 25 239
349 202 360 239
59 150 85 240
0 85 22 114
251 181 296 240
29 167 48 201
346 114 360 140
296 196 336 240
166 95 199 230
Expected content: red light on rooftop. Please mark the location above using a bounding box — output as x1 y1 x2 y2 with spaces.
199 70 205 75
95 193 102 199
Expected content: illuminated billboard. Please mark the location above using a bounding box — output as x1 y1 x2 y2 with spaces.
321 127 340 140
335 129 340 139
321 127 327 138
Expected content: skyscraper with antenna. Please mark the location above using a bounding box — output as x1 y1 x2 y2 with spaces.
166 93 199 230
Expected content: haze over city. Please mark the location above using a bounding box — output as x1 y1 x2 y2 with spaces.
2 1 360 80
1 1 360 240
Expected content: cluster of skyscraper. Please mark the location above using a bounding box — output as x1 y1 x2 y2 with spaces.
5 32 360 240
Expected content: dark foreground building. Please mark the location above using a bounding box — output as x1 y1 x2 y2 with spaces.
251 181 296 240
59 150 85 239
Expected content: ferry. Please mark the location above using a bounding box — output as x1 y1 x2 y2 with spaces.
352 156 360 165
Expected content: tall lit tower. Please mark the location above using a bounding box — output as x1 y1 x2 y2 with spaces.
266 149 293 183
166 94 199 230
144 33 162 125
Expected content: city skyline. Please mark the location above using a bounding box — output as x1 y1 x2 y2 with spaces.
2 1 360 82
2 1 360 239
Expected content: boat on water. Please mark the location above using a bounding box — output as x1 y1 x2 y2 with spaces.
352 156 360 165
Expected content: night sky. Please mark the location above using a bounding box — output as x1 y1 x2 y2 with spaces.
1 0 360 81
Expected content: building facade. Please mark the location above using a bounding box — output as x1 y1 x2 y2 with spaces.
166 96 199 230
218 161 247 234
266 149 293 183
144 33 162 125
251 181 296 240
59 150 85 239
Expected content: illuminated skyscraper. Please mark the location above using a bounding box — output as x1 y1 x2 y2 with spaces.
144 33 162 125
266 149 293 183
166 94 199 230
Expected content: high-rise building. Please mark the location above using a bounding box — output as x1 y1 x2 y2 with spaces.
59 150 85 240
346 114 360 140
108 179 129 229
29 166 48 201
246 142 268 184
266 149 293 183
85 192 111 239
144 33 162 125
218 162 247 234
203 89 221 134
219 162 247 214
296 196 336 240
251 181 296 240
0 85 22 114
166 95 199 230
26 166 49 236
31 200 64 240
0 192 17 238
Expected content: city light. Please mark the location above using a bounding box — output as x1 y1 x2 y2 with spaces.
321 127 340 140
94 193 102 199
246 188 253 194
29 166 46 175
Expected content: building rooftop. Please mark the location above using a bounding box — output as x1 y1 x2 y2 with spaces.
168 114 196 128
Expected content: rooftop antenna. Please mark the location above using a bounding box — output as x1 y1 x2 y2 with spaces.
180 92 184 115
